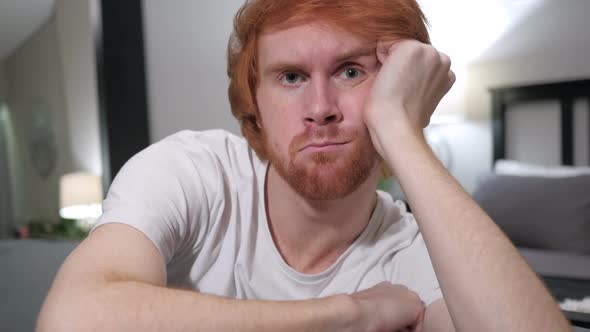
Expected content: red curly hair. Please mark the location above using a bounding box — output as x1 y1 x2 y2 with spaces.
227 0 430 160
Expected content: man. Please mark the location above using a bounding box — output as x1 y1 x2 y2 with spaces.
37 0 569 331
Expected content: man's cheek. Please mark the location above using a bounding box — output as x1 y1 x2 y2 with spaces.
338 86 372 119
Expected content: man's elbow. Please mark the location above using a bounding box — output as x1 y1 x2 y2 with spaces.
36 313 72 332
36 290 99 332
36 302 72 332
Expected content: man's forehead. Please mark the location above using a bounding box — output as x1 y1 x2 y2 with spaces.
257 22 376 65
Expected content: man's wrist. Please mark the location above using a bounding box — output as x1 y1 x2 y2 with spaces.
372 121 429 170
324 294 364 332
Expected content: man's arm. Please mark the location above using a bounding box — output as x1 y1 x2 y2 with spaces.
424 299 455 332
366 40 570 331
387 132 568 331
36 223 355 332
36 223 421 332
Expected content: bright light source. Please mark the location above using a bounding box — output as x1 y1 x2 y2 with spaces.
59 172 103 229
418 0 544 66
59 203 102 220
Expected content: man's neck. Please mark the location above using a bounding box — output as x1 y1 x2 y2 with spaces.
265 165 380 275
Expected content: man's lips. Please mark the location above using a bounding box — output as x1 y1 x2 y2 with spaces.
300 141 349 152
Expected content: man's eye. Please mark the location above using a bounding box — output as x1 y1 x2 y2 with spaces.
282 72 302 84
340 67 362 79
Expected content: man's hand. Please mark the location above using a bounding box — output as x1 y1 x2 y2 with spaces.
41 224 428 332
364 39 455 159
350 282 425 332
361 41 569 332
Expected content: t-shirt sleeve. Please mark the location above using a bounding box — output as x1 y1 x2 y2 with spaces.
392 230 443 306
92 138 215 263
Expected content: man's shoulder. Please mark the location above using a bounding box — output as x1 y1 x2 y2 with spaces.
106 129 264 217
157 129 247 152
142 129 254 163
125 129 264 184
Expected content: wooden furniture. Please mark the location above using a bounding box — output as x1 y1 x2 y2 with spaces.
490 79 590 165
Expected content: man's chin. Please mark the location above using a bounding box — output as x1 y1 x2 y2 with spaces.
267 134 380 201
296 175 360 201
279 156 378 201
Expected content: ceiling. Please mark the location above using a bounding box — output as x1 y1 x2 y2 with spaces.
418 0 547 66
0 0 55 61
476 0 590 63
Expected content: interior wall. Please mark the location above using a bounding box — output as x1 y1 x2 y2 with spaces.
0 61 6 101
0 103 12 238
142 0 243 142
0 60 16 237
5 14 74 226
465 1 590 120
55 0 101 176
1 0 100 232
425 120 491 193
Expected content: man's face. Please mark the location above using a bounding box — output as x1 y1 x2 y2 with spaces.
256 22 382 200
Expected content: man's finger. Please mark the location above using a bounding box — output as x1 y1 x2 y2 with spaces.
375 39 409 64
439 52 452 70
411 305 425 332
375 40 393 64
447 69 456 90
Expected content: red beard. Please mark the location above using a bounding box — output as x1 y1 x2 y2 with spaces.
266 126 379 200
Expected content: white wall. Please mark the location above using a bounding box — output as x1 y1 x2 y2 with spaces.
55 0 101 176
142 0 244 142
425 121 491 193
469 0 590 112
5 14 73 224
2 0 100 228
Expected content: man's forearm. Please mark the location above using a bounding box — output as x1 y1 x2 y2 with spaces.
381 127 569 331
37 280 357 332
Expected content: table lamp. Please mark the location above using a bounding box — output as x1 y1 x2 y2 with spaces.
59 172 103 230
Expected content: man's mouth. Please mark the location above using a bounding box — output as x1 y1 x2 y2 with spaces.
300 141 349 153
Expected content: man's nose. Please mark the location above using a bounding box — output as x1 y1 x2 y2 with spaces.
304 79 342 126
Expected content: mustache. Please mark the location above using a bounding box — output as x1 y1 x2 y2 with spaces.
288 126 359 156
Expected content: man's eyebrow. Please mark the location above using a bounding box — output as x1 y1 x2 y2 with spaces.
263 62 301 77
262 45 376 77
333 45 376 64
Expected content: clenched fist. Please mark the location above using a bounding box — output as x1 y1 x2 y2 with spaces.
349 282 425 332
364 40 455 158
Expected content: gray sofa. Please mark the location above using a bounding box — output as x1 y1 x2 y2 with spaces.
0 239 79 332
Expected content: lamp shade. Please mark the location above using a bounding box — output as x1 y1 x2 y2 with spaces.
59 172 103 220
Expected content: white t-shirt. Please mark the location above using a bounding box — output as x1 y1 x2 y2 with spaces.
93 130 442 305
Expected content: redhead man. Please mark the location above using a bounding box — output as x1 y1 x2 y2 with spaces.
37 0 569 331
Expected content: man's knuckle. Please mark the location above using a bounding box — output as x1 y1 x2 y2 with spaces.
450 70 457 83
440 53 452 68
